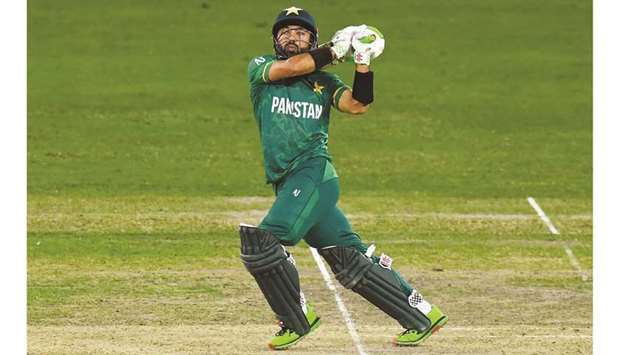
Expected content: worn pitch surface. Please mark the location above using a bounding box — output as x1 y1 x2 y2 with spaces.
28 196 592 354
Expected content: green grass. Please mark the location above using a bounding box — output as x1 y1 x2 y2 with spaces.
27 0 591 353
27 196 592 325
28 0 591 198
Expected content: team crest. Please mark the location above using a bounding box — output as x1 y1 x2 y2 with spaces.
313 81 324 95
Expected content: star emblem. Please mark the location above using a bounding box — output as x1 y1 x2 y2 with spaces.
313 81 324 94
283 6 303 16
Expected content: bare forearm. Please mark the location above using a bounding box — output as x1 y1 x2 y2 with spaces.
285 53 318 76
355 64 370 73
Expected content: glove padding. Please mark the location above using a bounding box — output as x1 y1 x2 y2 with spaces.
329 25 365 60
351 25 385 65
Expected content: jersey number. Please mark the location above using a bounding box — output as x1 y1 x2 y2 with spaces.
254 57 266 65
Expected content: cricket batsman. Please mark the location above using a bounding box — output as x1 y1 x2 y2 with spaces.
240 6 447 350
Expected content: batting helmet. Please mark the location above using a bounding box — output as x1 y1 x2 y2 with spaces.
272 6 318 59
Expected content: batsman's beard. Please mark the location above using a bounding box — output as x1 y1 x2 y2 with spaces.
283 40 312 57
285 42 300 55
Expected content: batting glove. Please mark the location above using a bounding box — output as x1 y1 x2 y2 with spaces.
351 25 385 65
329 25 362 60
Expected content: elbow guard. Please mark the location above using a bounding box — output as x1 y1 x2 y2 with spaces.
352 70 374 105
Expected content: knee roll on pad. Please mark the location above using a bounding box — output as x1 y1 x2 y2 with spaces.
319 246 431 331
239 224 310 335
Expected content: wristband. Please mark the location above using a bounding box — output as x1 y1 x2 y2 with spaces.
352 70 374 105
308 47 334 70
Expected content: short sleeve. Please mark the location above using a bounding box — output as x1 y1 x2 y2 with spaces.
322 73 350 111
332 85 350 111
248 55 276 85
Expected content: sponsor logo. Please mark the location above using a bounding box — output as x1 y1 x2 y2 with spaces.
408 290 432 315
408 290 424 307
379 253 393 269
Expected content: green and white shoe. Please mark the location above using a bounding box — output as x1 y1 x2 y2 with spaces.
394 305 448 346
268 304 321 350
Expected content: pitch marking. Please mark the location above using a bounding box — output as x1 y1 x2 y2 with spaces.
527 197 588 281
309 247 368 355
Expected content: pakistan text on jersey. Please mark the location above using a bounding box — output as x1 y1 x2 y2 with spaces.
271 96 324 120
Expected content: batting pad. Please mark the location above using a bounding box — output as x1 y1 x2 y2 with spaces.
319 246 431 331
239 224 311 335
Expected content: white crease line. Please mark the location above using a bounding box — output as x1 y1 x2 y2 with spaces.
527 197 589 282
309 247 368 355
562 244 589 282
527 197 560 234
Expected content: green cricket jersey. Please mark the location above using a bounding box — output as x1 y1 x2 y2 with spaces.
248 54 349 184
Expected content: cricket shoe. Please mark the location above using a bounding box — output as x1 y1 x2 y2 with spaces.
394 304 448 346
268 304 321 350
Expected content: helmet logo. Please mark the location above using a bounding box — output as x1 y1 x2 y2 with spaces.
283 6 303 15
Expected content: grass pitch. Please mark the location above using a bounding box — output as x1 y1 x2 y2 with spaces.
28 196 591 354
28 0 591 353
